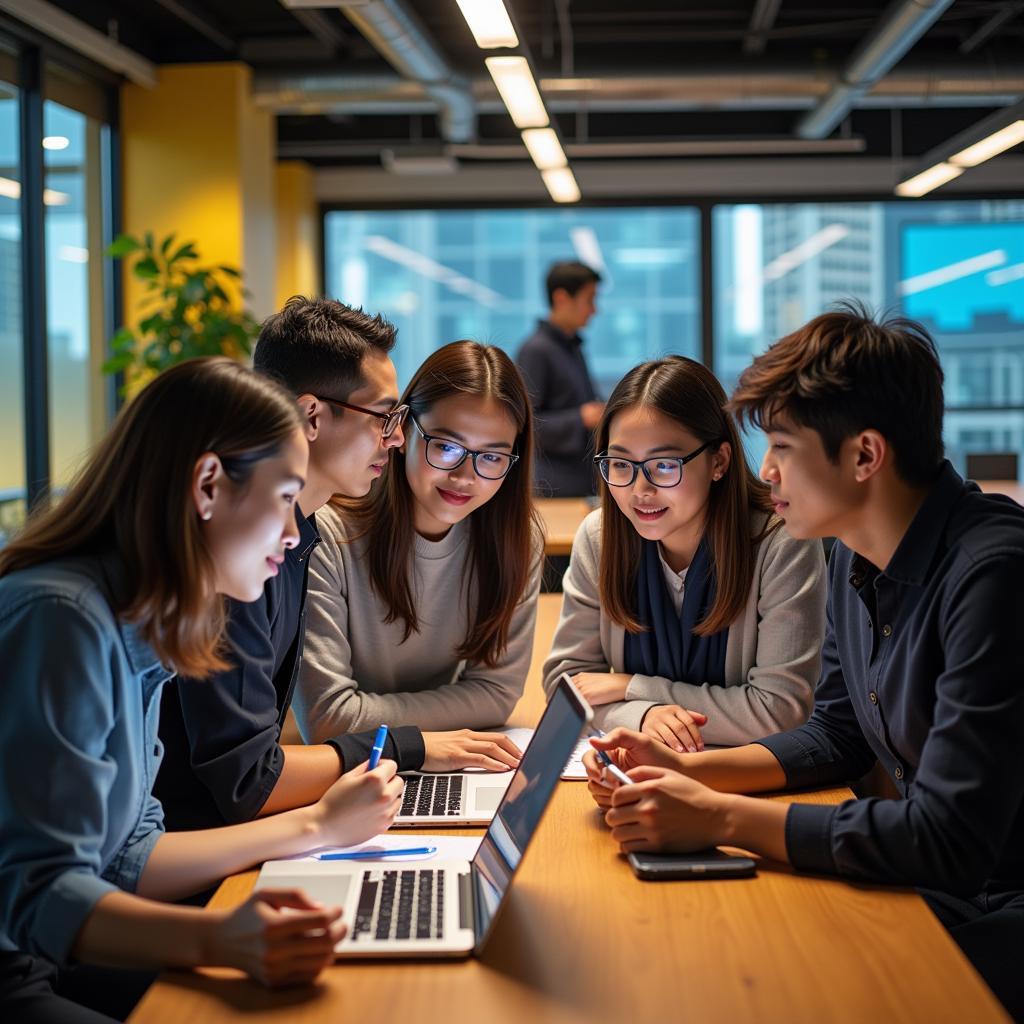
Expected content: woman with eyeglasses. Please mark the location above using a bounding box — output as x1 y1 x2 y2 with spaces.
296 341 544 773
542 356 827 752
0 358 403 1023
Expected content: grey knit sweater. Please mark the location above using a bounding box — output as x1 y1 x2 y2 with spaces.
542 508 827 744
296 504 542 742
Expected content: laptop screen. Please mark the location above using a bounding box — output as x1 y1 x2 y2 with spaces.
471 675 591 952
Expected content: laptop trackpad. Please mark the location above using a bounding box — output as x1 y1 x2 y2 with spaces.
273 873 354 908
473 787 506 812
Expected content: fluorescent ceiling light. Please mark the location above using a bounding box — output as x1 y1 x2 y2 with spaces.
895 162 964 197
455 0 518 48
949 120 1024 167
485 56 548 129
364 235 504 308
987 262 1024 287
570 226 605 271
763 224 850 282
521 127 566 170
541 166 580 203
898 249 1007 296
44 188 70 206
42 135 69 150
0 176 19 199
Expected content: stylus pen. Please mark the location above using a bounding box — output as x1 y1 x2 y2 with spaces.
594 745 633 787
316 846 438 861
368 724 388 770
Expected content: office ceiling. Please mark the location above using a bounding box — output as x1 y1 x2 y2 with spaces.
29 1 1024 192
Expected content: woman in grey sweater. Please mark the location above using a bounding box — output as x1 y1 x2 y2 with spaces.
298 342 544 773
543 356 826 752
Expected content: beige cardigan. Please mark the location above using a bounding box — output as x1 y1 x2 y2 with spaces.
542 508 827 744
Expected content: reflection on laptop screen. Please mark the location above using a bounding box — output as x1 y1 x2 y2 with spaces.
471 679 587 949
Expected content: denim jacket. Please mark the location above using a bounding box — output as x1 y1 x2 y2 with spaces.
0 552 172 964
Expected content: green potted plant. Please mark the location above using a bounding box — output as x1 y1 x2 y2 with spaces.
104 231 259 394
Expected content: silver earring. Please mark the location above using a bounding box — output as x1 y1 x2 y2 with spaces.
202 510 212 521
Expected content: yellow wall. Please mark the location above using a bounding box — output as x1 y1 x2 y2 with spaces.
120 63 277 322
275 160 320 307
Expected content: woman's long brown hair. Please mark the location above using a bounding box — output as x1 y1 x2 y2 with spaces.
0 357 303 677
598 356 776 636
341 341 541 667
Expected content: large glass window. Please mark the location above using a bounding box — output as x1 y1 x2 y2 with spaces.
324 206 701 396
0 35 116 545
43 74 113 489
0 48 24 544
714 200 1024 477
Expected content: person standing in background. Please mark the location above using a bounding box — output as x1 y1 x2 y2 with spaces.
516 261 605 497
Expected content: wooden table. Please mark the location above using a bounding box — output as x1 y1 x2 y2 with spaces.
535 497 593 557
129 594 1008 1023
977 479 1024 505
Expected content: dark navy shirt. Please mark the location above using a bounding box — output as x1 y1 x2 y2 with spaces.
759 462 1024 898
155 506 424 830
516 319 599 497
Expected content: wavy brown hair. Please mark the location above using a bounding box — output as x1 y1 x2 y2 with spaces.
598 356 776 636
340 341 541 667
0 357 303 677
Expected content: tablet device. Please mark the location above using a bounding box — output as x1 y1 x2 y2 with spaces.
627 849 756 880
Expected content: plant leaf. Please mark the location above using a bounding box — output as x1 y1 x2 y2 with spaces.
106 235 142 258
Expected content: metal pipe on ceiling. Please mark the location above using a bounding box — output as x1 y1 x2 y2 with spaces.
331 0 476 142
252 66 1024 116
795 0 956 139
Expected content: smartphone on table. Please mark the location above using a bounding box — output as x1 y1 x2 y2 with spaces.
627 849 756 881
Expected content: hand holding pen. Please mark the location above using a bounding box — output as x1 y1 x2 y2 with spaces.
314 730 403 847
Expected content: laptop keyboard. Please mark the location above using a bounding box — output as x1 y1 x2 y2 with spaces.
400 774 464 817
352 869 445 942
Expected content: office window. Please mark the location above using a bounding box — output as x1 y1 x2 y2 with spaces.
0 34 117 544
0 49 24 544
324 206 701 395
43 73 114 489
713 201 1024 478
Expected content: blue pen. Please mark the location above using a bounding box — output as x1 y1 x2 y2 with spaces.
317 846 437 861
368 724 388 770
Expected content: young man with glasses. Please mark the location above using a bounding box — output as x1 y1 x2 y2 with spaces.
155 296 419 833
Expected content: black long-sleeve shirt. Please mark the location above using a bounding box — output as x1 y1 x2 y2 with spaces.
155 506 424 830
759 462 1024 898
516 319 599 497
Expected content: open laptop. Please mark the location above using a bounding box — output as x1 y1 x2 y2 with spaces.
393 722 588 826
254 675 592 958
393 765 515 827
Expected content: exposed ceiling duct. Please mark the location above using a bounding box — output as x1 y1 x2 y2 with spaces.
277 136 869 161
327 0 476 142
252 67 1024 117
796 0 956 139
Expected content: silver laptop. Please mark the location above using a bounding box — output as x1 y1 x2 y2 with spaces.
254 675 592 959
393 768 514 827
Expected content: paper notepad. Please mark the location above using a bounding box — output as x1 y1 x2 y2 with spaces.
498 727 589 780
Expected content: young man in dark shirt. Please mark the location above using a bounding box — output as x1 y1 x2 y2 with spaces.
155 297 419 830
516 260 605 497
584 306 1024 1018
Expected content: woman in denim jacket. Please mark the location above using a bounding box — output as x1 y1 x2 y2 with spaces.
0 358 403 1022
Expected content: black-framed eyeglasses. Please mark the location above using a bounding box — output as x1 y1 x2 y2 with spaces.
317 397 409 439
409 415 519 480
594 440 719 488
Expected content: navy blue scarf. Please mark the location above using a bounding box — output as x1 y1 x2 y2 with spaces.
622 538 728 685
